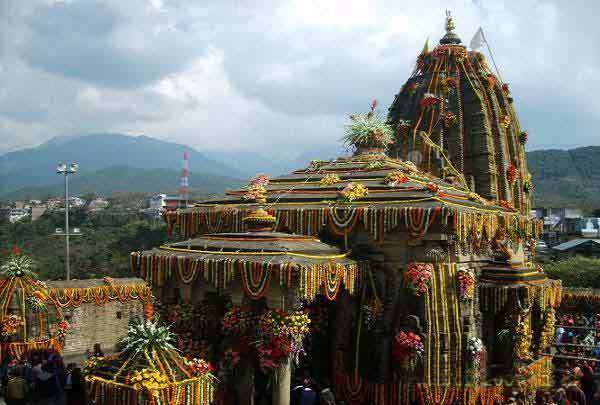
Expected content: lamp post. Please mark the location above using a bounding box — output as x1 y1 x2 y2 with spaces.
55 162 81 280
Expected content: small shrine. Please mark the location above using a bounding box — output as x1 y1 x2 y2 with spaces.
0 248 151 363
85 319 216 405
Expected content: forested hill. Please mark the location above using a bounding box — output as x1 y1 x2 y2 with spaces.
527 146 600 209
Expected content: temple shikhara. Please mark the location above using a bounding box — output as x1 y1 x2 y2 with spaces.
0 12 565 405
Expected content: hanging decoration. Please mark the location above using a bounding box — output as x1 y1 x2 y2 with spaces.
384 171 410 187
443 111 457 128
506 164 520 183
393 331 424 371
465 337 484 383
419 93 441 109
45 281 153 308
404 263 433 296
132 251 360 302
538 308 556 353
220 306 310 375
456 270 475 302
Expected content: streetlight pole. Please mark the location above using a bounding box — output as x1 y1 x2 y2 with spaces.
56 162 80 280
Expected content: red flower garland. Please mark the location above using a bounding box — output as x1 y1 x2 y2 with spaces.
456 270 475 301
393 331 424 369
404 263 433 296
419 93 441 109
506 164 520 183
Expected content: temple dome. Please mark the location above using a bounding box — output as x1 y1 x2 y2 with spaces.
387 16 531 214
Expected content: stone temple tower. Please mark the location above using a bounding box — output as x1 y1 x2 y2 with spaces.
388 13 532 214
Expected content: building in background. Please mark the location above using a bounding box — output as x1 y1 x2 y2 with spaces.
8 208 30 223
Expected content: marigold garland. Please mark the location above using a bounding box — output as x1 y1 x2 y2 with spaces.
320 174 342 186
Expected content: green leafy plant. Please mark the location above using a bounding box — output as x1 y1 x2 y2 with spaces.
342 100 394 150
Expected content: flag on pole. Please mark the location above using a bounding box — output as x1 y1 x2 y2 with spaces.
470 27 485 50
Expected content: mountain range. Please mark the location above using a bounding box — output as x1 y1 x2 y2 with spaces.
1 133 599 209
0 133 341 200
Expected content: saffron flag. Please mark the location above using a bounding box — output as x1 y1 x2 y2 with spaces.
470 27 485 50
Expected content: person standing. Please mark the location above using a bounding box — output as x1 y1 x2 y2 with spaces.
66 368 86 405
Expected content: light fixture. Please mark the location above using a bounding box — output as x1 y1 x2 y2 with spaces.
69 163 79 173
55 228 63 234
56 162 67 173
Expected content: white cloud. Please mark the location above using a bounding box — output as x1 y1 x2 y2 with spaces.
1 0 600 158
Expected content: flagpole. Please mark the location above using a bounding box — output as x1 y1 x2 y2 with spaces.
480 29 504 84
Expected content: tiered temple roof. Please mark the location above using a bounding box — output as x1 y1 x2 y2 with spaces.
387 14 531 214
167 150 541 250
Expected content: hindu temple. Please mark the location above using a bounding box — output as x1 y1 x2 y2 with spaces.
129 13 560 405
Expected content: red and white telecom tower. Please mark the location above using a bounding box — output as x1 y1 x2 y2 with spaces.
179 152 189 206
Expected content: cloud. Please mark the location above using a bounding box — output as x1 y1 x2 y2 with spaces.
1 0 600 159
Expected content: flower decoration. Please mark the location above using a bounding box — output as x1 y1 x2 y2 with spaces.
506 164 520 183
519 131 528 144
396 120 412 137
419 93 441 109
538 308 555 352
57 320 70 340
407 82 421 95
242 175 270 203
189 358 215 376
444 77 458 89
393 331 424 371
457 270 475 301
342 100 394 150
514 319 533 362
27 295 46 313
339 183 368 203
120 320 175 354
466 337 484 378
404 263 433 296
467 192 486 205
499 114 511 129
487 74 496 88
502 83 510 95
426 182 440 194
129 368 169 397
222 306 255 336
384 171 410 187
320 174 341 186
499 200 515 210
443 111 457 128
1 254 37 279
362 297 383 330
523 179 534 194
1 315 23 336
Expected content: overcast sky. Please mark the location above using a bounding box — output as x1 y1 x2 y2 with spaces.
1 0 599 157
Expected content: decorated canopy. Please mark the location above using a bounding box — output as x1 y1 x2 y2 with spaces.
166 150 541 250
85 320 216 405
133 209 360 302
387 13 531 214
0 252 64 360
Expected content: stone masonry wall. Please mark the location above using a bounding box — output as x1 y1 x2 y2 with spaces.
59 300 143 361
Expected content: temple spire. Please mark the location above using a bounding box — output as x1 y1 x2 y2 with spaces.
439 10 462 45
421 36 430 54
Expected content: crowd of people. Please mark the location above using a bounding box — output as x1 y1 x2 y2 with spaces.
0 347 90 405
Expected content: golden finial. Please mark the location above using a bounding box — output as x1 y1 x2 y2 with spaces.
440 10 461 45
445 10 455 33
